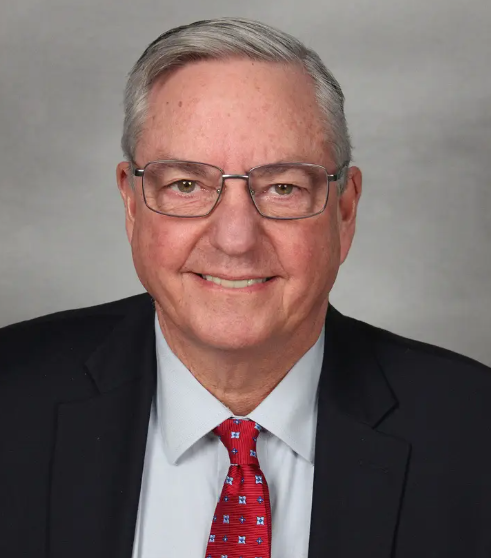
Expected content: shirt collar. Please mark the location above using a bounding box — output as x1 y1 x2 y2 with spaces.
154 312 324 465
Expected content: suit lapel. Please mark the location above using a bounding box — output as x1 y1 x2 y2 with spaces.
49 294 156 558
308 306 411 558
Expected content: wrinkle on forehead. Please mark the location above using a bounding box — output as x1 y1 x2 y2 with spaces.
138 59 330 170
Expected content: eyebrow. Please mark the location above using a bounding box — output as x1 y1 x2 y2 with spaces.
146 154 218 167
254 163 323 181
143 154 322 170
147 160 218 178
268 156 314 164
145 153 186 163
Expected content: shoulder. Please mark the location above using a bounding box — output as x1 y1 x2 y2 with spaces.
0 292 154 372
337 309 491 401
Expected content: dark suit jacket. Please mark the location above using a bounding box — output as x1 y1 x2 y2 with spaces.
1 292 491 558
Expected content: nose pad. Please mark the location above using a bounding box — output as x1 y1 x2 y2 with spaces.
217 175 256 211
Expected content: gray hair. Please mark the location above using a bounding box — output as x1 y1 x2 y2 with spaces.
121 17 352 191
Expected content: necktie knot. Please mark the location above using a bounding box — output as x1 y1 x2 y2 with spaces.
213 418 263 466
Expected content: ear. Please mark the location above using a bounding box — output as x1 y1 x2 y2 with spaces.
337 165 362 264
116 161 138 243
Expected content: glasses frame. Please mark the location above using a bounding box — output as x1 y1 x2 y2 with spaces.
132 159 349 220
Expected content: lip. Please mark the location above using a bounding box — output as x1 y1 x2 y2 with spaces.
195 273 273 281
190 272 277 291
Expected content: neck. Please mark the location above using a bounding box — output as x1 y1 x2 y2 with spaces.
155 304 328 416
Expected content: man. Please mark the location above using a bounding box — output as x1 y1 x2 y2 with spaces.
1 16 490 558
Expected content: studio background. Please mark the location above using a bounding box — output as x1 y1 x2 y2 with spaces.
1 0 490 365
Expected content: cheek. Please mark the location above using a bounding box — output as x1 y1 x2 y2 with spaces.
130 218 191 285
291 219 341 291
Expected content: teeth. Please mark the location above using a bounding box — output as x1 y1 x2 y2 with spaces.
202 275 269 288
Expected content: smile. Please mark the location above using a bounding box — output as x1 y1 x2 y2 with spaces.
198 274 273 289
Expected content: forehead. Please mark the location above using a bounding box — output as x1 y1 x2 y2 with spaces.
138 58 330 168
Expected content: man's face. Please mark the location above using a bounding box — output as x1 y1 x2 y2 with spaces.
117 59 361 352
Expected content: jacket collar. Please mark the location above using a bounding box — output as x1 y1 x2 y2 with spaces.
307 304 409 558
320 304 397 427
49 293 157 558
85 293 156 392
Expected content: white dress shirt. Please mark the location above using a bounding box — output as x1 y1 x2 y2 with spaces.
131 312 325 558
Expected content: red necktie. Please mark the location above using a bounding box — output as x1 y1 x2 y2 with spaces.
204 418 272 558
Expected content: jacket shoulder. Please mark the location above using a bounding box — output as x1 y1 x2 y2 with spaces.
339 311 491 389
365 317 487 368
0 292 154 370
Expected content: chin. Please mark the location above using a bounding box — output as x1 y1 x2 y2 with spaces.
188 317 275 352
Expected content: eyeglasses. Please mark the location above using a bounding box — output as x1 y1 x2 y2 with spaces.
132 159 348 220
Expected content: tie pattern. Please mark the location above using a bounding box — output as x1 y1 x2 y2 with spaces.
204 418 272 558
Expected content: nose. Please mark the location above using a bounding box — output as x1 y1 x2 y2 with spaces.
207 176 263 256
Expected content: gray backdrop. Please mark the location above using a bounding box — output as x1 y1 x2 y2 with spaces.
1 0 490 365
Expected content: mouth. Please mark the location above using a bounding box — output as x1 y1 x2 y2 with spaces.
193 273 275 289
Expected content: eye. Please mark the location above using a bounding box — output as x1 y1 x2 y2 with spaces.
169 180 198 193
271 183 296 195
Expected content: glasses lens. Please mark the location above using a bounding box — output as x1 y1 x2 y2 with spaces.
142 161 221 216
249 164 329 218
